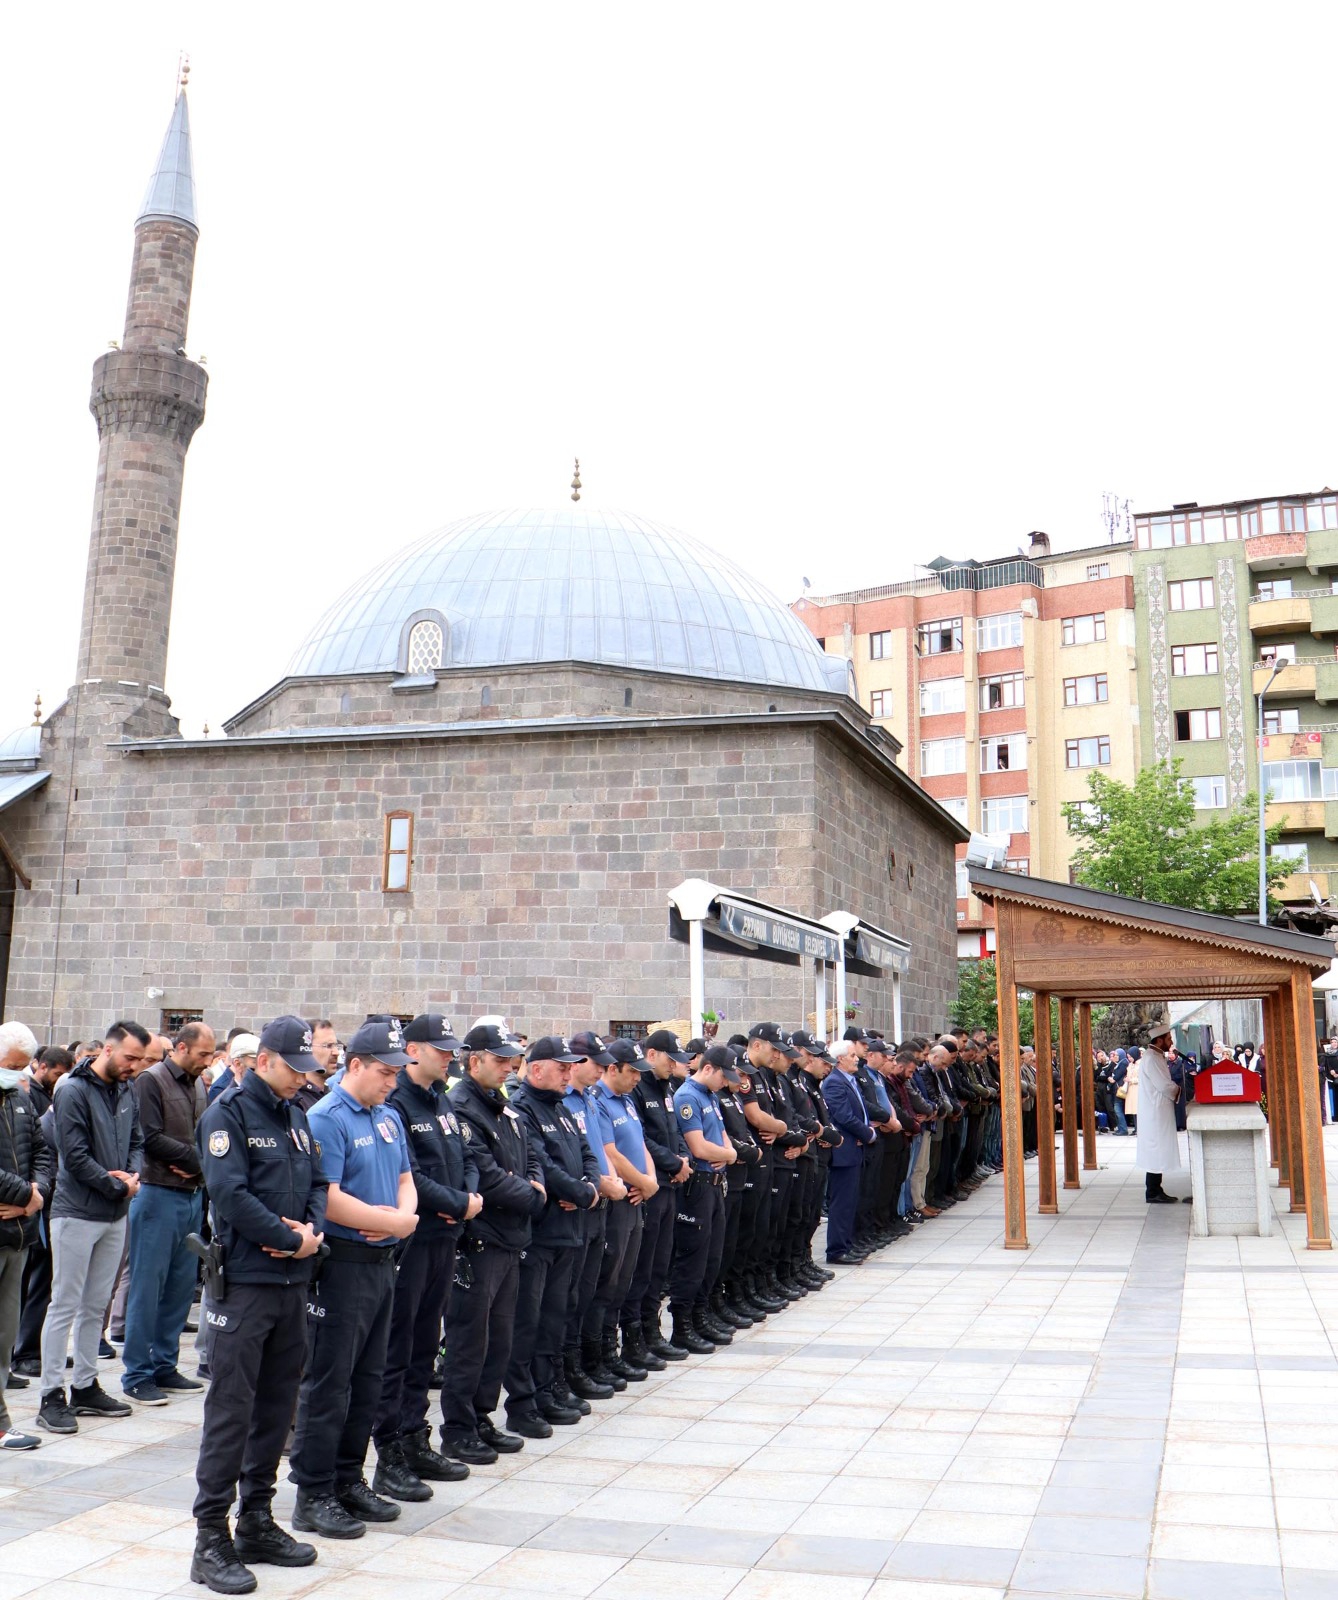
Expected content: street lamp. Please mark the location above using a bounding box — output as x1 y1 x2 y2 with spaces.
1258 656 1284 925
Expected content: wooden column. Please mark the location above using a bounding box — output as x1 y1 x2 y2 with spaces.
1263 990 1282 1174
1058 997 1080 1189
1277 976 1307 1213
1034 990 1058 1215
994 901 1029 1249
1289 967 1331 1249
1079 1001 1098 1171
1267 990 1290 1188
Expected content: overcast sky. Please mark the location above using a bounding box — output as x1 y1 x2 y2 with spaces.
4 3 1336 738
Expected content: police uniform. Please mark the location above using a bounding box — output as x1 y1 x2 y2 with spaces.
712 1053 763 1322
372 1015 475 1492
504 1037 600 1433
761 1049 813 1295
191 1016 326 1590
290 1020 414 1533
734 1050 783 1316
439 1023 544 1461
560 1032 619 1399
786 1035 837 1287
666 1050 734 1349
624 1029 691 1365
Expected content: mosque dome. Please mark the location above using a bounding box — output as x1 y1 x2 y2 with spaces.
0 723 42 769
287 507 850 695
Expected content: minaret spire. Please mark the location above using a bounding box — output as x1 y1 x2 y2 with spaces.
137 89 197 232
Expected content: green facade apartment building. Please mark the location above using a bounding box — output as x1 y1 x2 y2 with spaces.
1133 489 1338 905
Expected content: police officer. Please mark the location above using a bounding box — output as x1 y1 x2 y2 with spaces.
786 1032 838 1289
439 1023 545 1465
504 1036 600 1435
623 1029 691 1373
711 1044 764 1327
581 1040 657 1386
560 1033 627 1404
667 1046 738 1353
371 1014 477 1499
747 1024 807 1308
733 1034 788 1318
290 1019 419 1541
191 1016 327 1596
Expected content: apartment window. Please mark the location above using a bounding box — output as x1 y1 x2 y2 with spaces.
869 630 893 659
1256 578 1294 602
1063 673 1109 706
920 677 966 716
981 794 1029 834
1263 708 1301 735
1259 642 1297 667
870 690 890 719
980 673 1024 711
1269 843 1310 870
1005 857 1030 874
1174 708 1222 741
1168 578 1215 611
1171 643 1219 676
1325 769 1338 799
383 811 413 892
976 612 1023 652
1190 775 1227 809
939 795 969 823
1072 800 1103 825
921 737 966 776
1262 759 1322 801
954 860 971 899
981 734 1027 773
1086 563 1110 580
917 617 963 656
1061 613 1106 646
1065 735 1112 768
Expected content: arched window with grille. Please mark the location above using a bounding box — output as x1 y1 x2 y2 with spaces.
406 617 444 673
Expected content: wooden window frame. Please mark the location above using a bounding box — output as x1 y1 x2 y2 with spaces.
383 810 414 893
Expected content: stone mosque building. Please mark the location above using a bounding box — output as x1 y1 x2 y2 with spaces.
0 91 964 1041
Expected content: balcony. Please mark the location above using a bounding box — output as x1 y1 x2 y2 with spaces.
1254 660 1317 697
1316 660 1338 704
1307 528 1338 573
1266 800 1325 832
1309 592 1338 635
1249 595 1312 634
1246 531 1307 570
1276 869 1332 902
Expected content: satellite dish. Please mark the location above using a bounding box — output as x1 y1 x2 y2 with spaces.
965 832 1011 870
1311 878 1325 905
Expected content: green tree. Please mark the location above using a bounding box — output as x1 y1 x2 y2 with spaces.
1061 759 1291 916
950 958 1038 1044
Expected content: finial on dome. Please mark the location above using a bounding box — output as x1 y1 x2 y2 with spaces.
571 458 581 503
32 693 41 727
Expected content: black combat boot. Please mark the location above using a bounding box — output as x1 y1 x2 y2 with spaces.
232 1510 316 1567
670 1308 713 1355
643 1315 686 1361
711 1287 749 1328
567 1346 614 1399
622 1321 665 1371
372 1439 432 1502
603 1327 646 1382
402 1425 470 1481
693 1306 732 1346
548 1366 591 1415
190 1525 257 1594
583 1335 625 1392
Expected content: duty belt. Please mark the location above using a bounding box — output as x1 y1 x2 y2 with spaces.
324 1237 398 1264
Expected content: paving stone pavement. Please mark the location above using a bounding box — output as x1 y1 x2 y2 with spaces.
3 1128 1338 1599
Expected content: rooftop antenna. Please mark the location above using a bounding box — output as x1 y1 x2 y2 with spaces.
570 458 581 502
1101 490 1131 544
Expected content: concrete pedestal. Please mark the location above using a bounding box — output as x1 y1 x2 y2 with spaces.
1186 1101 1271 1237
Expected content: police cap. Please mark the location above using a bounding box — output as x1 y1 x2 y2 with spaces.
569 1030 616 1066
258 1016 315 1073
642 1029 691 1064
463 1023 524 1058
528 1035 583 1064
403 1014 463 1051
347 1017 412 1066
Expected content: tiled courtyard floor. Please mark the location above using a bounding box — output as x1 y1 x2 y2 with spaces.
3 1128 1338 1599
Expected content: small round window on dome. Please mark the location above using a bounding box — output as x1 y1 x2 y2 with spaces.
407 619 444 673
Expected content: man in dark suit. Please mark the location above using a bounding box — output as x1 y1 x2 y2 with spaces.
822 1043 876 1265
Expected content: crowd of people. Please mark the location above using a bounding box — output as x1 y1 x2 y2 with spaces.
0 1011 1017 1593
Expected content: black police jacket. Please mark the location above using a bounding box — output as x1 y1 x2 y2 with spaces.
448 1074 545 1251
793 1069 840 1162
196 1069 328 1287
632 1070 687 1181
717 1088 761 1192
50 1063 144 1223
510 1082 600 1247
0 1087 55 1250
387 1070 479 1242
760 1065 808 1154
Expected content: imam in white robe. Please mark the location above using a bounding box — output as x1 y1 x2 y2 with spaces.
1135 1043 1181 1175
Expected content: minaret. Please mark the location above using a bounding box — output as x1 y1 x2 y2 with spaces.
75 86 207 706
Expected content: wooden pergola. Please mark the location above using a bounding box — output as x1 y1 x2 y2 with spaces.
968 868 1336 1251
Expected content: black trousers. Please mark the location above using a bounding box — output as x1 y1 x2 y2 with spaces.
857 1139 882 1231
291 1253 396 1495
581 1200 641 1341
667 1175 725 1312
193 1281 307 1527
14 1239 51 1362
739 1153 774 1271
439 1241 519 1434
504 1242 577 1416
714 1180 747 1290
623 1183 675 1327
787 1159 820 1261
373 1233 456 1447
565 1204 606 1349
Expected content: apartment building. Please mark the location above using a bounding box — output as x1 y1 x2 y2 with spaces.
1133 488 1338 905
793 535 1137 953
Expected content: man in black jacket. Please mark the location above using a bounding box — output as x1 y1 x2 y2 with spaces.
371 1014 477 1499
0 1022 54 1450
622 1029 691 1372
39 1021 146 1434
439 1023 545 1465
11 1044 69 1380
504 1037 600 1436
